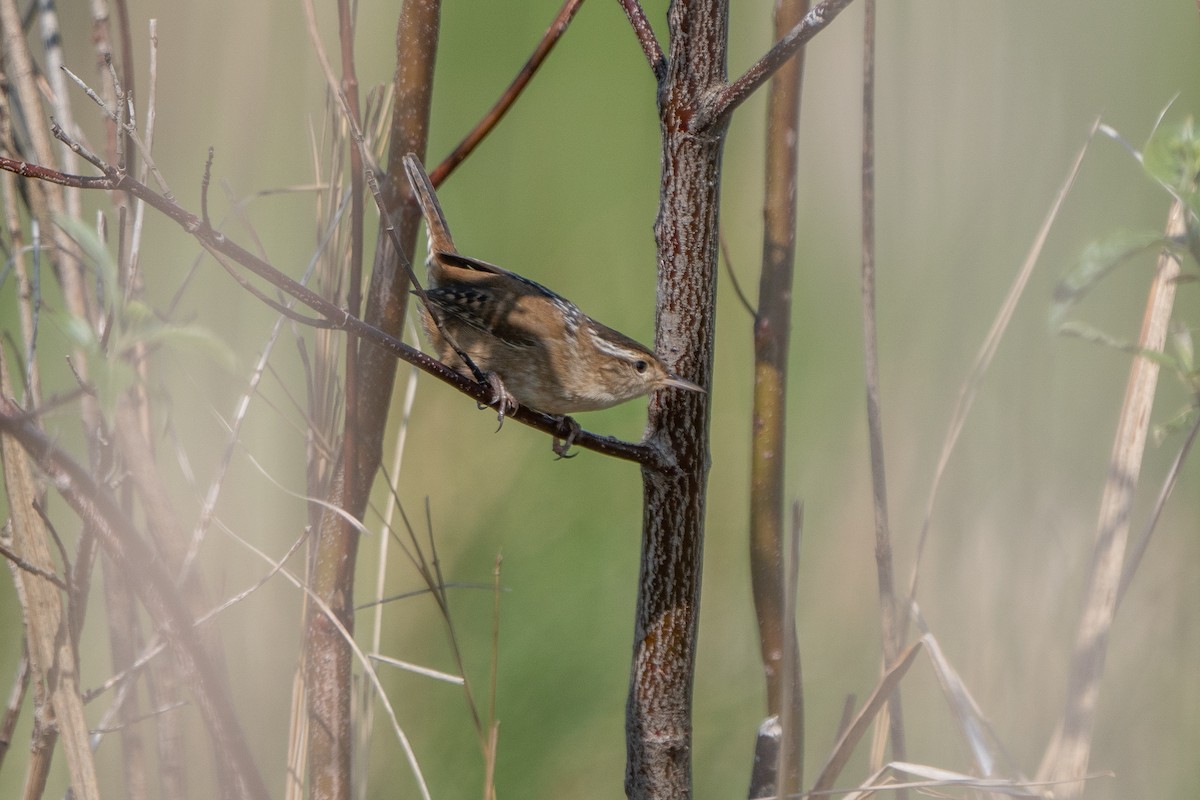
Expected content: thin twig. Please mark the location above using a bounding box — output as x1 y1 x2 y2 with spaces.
90 701 189 734
113 0 139 171
201 147 214 227
32 499 72 585
718 232 755 317
906 120 1098 606
61 61 172 197
704 0 855 130
432 0 587 185
216 520 433 800
335 0 365 557
0 652 31 771
809 641 924 794
484 553 503 800
617 0 667 82
101 52 128 170
1117 408 1200 604
0 541 70 590
858 0 907 775
364 316 423 776
124 17 159 292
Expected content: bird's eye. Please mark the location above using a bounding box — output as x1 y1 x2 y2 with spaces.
634 359 649 374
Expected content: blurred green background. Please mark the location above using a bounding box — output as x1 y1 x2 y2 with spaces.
2 1 1198 798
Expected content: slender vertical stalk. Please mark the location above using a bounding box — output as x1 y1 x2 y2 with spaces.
0 352 100 800
859 0 907 774
1037 199 1185 799
748 0 809 794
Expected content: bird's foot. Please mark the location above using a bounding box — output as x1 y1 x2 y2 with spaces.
552 416 581 459
477 372 518 430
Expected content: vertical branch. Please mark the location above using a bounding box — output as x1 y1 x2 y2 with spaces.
747 0 808 795
99 554 149 800
304 2 440 799
0 86 41 403
0 352 100 800
626 2 725 798
105 12 195 797
0 0 93 331
337 0 365 510
3 3 105 796
0 404 272 800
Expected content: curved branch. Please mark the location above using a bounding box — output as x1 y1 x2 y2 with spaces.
0 152 666 467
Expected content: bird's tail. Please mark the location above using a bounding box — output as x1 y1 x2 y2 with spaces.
402 154 457 259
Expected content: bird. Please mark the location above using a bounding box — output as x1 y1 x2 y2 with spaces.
400 155 704 438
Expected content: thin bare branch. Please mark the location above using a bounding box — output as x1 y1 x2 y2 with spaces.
432 0 587 185
0 652 31 771
909 611 1022 780
484 553 503 800
858 0 907 777
1118 408 1200 603
0 540 69 590
810 640 923 795
703 0 855 130
617 0 667 83
718 232 755 317
907 120 1098 605
61 60 172 197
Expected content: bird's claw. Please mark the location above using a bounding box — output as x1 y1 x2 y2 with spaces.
552 416 581 459
476 372 518 430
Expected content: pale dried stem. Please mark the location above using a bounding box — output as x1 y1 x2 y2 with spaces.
1036 200 1185 797
0 351 101 800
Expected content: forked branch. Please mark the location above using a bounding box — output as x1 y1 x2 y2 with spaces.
704 0 856 129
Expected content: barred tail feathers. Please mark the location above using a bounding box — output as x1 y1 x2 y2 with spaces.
401 154 457 258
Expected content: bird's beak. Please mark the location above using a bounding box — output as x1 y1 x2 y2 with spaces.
662 373 705 394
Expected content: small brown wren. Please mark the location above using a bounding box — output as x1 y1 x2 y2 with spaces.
401 155 703 421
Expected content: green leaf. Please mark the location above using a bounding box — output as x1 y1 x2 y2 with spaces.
53 213 120 317
1058 320 1183 372
1143 116 1200 197
54 311 100 351
1050 230 1175 328
1171 320 1194 376
127 323 238 373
